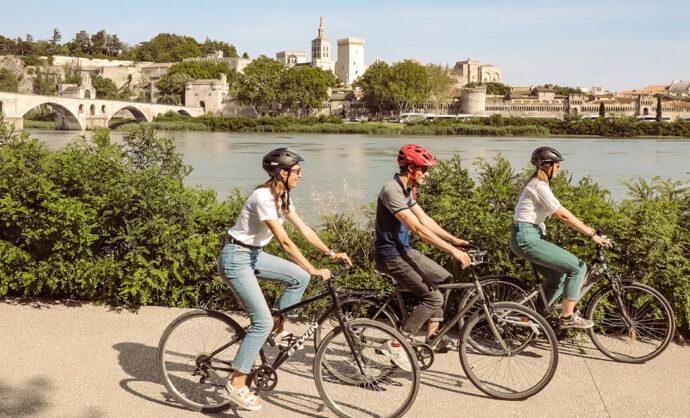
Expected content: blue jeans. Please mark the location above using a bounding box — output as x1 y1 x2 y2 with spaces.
217 243 311 374
510 222 587 305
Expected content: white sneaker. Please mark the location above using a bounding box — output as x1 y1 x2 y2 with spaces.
379 339 412 372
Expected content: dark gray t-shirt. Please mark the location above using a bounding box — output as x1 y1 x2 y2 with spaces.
374 175 417 259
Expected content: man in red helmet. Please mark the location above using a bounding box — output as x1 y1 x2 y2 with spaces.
374 144 471 351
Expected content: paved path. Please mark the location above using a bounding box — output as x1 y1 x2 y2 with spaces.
1 299 688 417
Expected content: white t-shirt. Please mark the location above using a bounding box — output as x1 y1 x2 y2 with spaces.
513 178 561 234
229 187 295 247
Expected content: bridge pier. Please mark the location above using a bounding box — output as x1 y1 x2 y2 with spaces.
4 117 23 130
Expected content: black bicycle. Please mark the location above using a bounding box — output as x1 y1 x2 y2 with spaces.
157 263 420 418
315 246 560 400
458 237 676 363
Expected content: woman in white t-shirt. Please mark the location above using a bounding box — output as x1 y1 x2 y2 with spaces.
510 147 611 329
218 147 351 411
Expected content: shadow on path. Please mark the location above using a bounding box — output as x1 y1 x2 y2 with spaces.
0 377 52 417
113 342 196 413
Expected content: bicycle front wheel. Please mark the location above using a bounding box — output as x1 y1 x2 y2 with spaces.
314 319 420 418
157 309 244 412
459 302 558 400
313 297 398 351
586 282 675 363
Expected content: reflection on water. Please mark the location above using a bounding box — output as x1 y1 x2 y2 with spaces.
28 130 690 225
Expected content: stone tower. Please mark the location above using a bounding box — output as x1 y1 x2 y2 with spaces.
336 38 365 86
310 17 334 73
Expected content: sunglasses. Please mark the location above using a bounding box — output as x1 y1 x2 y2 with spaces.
289 168 301 174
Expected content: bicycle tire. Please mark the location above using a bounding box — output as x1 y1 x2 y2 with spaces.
457 276 536 354
314 297 399 351
586 281 675 363
314 319 420 418
459 302 559 400
157 309 244 412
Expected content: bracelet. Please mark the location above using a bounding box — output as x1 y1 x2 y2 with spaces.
323 245 335 258
588 229 596 238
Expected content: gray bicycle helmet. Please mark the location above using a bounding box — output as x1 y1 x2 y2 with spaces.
530 147 564 167
262 147 304 177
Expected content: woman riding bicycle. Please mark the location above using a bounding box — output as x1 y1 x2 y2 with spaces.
218 147 351 411
510 146 611 329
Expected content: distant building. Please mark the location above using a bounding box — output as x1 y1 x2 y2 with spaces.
55 73 96 99
450 59 502 87
336 38 365 86
619 85 670 97
183 51 252 73
310 17 335 73
276 51 308 67
669 80 690 97
184 74 229 114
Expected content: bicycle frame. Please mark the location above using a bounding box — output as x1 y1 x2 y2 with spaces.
375 266 515 352
511 243 636 328
207 271 371 386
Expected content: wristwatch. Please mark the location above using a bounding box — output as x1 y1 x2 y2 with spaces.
323 245 335 258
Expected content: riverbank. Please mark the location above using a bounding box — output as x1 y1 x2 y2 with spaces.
21 113 690 138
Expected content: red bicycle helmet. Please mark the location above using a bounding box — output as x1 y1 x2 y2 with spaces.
398 144 438 167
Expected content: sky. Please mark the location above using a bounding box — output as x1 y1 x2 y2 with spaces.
1 0 688 92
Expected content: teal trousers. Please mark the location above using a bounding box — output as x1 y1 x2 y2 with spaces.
510 222 586 305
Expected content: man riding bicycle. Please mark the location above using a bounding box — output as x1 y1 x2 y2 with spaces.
374 144 471 351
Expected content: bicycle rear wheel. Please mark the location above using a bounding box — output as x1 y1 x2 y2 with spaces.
157 309 244 412
459 302 558 400
313 297 398 350
314 319 420 418
586 282 675 363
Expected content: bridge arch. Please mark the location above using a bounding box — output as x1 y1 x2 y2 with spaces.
21 102 82 130
108 105 150 126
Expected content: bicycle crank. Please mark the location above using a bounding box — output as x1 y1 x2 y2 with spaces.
252 365 278 391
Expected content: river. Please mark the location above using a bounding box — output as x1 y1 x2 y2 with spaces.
28 129 690 225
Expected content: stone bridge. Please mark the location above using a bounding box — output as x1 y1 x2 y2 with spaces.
0 92 205 130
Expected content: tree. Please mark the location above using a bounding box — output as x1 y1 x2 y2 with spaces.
91 73 131 100
200 38 238 58
354 60 392 114
155 73 193 105
656 96 663 122
70 30 92 56
236 55 284 113
485 83 510 96
599 102 606 117
137 33 202 62
51 28 62 46
47 28 67 56
0 35 16 54
242 52 249 59
424 64 453 110
280 66 336 116
0 68 21 93
30 66 61 95
387 60 427 114
90 30 107 56
104 34 124 56
543 84 584 96
62 63 83 85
